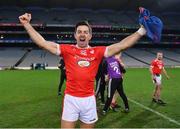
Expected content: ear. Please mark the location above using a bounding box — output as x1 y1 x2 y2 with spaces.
88 33 92 40
74 32 77 40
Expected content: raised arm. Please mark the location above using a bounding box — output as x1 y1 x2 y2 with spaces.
105 27 146 57
19 13 58 55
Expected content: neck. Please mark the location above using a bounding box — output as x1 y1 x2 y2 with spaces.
76 44 90 49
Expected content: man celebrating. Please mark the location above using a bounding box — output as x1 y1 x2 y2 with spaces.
150 52 170 105
19 13 146 128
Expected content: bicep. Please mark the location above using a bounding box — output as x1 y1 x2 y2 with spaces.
44 41 60 55
105 43 124 57
104 45 118 57
104 47 109 57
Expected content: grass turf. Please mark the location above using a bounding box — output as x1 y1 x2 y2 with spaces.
0 68 180 128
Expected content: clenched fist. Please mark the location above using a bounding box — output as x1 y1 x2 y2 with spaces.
19 13 31 25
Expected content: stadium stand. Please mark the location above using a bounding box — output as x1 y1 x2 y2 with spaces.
124 48 180 67
0 47 179 69
0 47 59 68
19 49 59 67
0 47 27 68
161 12 180 27
24 6 48 24
0 6 23 23
0 6 179 27
0 4 179 69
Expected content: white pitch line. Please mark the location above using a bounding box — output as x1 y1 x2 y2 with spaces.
128 98 180 126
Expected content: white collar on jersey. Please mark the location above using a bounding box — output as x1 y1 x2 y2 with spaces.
75 44 90 49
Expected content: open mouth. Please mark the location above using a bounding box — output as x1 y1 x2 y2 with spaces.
80 39 85 42
80 37 86 42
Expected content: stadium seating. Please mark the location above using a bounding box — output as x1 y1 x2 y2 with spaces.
0 6 179 69
0 47 26 67
0 6 179 28
0 6 23 23
19 49 59 67
161 12 180 27
1 47 179 69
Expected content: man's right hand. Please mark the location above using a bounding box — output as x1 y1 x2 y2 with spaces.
166 75 170 79
151 74 154 81
19 13 31 25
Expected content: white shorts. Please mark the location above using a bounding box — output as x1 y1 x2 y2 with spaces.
62 94 98 124
153 74 162 86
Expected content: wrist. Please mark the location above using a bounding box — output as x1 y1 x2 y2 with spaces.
137 27 146 36
23 22 31 27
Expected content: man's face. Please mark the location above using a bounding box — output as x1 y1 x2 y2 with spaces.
157 53 163 60
74 25 92 48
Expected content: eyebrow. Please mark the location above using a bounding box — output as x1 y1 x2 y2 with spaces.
77 30 89 33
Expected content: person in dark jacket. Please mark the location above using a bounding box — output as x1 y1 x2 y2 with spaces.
95 58 106 105
58 57 66 95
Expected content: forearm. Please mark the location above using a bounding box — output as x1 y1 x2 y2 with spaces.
149 67 153 75
107 31 143 57
23 23 46 48
163 68 169 78
149 67 154 80
118 59 125 67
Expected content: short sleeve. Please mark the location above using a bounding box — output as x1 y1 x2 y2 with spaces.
59 44 70 58
96 46 107 58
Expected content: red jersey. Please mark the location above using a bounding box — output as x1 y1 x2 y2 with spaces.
59 44 106 97
151 59 164 74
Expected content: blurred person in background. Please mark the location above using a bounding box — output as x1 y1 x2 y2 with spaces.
58 57 66 96
103 53 129 114
95 58 106 105
150 52 169 105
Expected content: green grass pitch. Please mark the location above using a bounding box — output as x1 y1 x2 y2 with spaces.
0 68 180 128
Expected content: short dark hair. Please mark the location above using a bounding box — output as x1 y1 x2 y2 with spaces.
75 21 92 34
